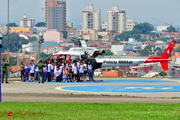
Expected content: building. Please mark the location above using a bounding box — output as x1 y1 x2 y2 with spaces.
45 0 66 31
11 27 30 33
43 30 63 43
102 22 107 30
142 41 155 49
157 23 173 32
107 6 126 33
0 25 8 34
67 29 79 39
126 19 138 31
66 21 73 29
42 45 63 54
111 45 133 54
22 42 41 53
20 14 35 28
78 29 98 40
81 5 101 30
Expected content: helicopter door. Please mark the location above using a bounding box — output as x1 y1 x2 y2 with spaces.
51 55 58 63
68 54 80 63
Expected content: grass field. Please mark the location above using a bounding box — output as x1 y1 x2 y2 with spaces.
0 102 180 120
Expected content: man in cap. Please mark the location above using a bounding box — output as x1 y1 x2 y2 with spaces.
1 58 10 83
37 60 45 83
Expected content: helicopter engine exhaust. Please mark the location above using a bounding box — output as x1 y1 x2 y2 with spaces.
93 50 105 57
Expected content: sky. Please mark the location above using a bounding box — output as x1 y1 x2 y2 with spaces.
0 0 180 29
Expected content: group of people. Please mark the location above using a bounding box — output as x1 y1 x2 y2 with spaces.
20 59 94 83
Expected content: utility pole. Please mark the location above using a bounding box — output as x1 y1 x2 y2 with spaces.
0 33 3 102
38 40 40 62
38 37 44 62
7 0 9 62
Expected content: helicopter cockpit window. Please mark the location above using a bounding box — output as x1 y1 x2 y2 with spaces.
58 55 66 62
70 55 80 62
52 56 58 62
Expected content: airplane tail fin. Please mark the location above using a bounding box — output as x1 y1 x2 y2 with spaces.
162 40 176 59
160 40 176 71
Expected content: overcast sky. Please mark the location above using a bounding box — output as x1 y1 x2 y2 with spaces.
0 0 180 28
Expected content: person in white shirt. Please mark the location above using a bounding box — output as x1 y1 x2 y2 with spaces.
83 60 88 82
88 61 93 82
71 61 75 81
43 62 47 82
73 63 79 82
29 61 35 82
35 66 39 81
79 62 84 82
46 61 51 82
54 67 61 82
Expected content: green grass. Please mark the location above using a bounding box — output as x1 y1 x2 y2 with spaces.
0 102 180 120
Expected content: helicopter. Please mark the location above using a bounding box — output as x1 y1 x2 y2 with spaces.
45 37 176 71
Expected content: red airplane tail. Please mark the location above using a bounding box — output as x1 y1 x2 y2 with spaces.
145 40 176 71
160 40 176 71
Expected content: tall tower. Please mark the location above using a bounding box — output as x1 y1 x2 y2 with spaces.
81 5 101 30
45 0 66 31
107 6 126 33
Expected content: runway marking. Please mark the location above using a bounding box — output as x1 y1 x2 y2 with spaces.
56 85 180 93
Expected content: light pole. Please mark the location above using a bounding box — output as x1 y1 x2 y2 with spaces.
7 0 9 62
0 33 3 102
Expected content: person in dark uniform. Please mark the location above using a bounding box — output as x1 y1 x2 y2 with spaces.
20 61 25 82
37 60 45 83
1 58 10 83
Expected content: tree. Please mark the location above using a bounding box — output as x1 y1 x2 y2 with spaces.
25 51 30 54
6 22 18 27
133 22 154 34
160 71 167 76
35 22 46 27
33 32 38 34
9 56 17 67
2 33 26 53
103 49 113 56
98 35 103 39
140 45 152 56
175 47 180 52
61 30 67 39
36 52 51 61
155 47 163 56
167 26 176 32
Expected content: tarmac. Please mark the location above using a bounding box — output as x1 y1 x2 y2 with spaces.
1 77 180 103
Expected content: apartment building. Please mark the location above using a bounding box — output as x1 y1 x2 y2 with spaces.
45 0 66 31
20 14 35 28
107 6 126 33
126 19 138 31
81 5 101 30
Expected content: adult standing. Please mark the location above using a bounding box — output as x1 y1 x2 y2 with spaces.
35 66 39 82
73 63 78 82
79 62 84 82
50 61 55 81
37 60 45 83
62 67 68 82
1 58 10 83
29 60 35 82
46 61 51 82
25 63 29 82
43 62 47 82
88 61 93 82
20 61 25 82
83 60 88 82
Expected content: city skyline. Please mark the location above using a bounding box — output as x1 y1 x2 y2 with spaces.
0 0 180 28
